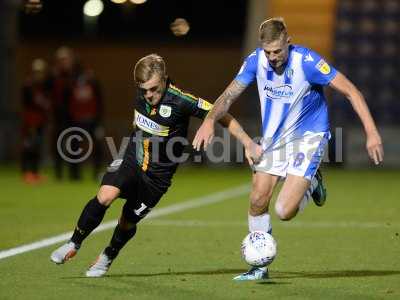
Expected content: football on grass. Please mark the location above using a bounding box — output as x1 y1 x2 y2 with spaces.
241 231 277 267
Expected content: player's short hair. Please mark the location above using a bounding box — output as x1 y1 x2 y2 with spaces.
134 54 167 84
259 17 288 44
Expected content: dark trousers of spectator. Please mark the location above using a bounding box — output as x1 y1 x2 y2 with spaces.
21 127 44 174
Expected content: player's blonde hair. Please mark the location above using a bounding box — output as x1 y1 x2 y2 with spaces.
259 17 288 43
134 54 167 84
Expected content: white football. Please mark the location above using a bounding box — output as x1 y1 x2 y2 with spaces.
241 231 277 267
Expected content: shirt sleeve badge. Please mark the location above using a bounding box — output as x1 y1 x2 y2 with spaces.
315 59 331 75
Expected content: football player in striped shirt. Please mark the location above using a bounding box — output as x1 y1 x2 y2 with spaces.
193 17 384 280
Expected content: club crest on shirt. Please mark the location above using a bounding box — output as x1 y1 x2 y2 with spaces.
316 59 331 75
159 105 172 118
285 68 294 79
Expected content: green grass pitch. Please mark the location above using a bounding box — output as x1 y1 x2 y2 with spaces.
0 166 399 299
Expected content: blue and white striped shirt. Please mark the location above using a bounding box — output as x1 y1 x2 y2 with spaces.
235 45 337 149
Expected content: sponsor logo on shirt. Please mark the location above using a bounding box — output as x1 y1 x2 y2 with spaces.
264 84 294 99
134 110 169 136
316 59 331 75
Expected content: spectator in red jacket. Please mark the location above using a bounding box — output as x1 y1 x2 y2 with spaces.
21 58 51 184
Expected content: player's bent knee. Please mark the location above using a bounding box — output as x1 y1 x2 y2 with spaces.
274 201 294 221
97 185 120 206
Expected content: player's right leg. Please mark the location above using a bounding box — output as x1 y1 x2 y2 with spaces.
50 185 120 264
233 171 279 281
248 172 279 233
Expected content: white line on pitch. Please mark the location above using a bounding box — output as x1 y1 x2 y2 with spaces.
0 184 250 261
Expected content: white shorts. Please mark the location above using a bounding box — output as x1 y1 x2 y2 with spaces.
253 132 330 181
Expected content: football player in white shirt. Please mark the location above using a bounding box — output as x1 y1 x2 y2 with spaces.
193 17 383 280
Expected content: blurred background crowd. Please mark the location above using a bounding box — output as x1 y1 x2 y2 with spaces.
0 0 399 184
20 46 103 183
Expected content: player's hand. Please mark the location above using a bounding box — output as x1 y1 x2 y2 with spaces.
366 131 384 165
245 142 263 166
192 119 215 151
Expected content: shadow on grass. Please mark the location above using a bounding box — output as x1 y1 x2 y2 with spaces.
109 268 247 277
62 269 400 280
257 281 291 285
272 270 400 279
62 268 246 279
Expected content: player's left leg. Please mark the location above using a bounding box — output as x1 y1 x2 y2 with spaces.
276 132 329 218
86 207 138 277
275 132 329 220
274 174 311 220
311 168 327 207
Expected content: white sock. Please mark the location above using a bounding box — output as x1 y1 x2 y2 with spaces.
248 213 271 271
248 213 272 233
298 176 318 212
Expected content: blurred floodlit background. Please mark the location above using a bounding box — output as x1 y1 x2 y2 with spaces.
0 0 399 182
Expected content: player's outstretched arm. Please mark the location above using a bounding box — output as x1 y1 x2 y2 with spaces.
218 113 262 166
329 72 384 165
192 79 246 151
